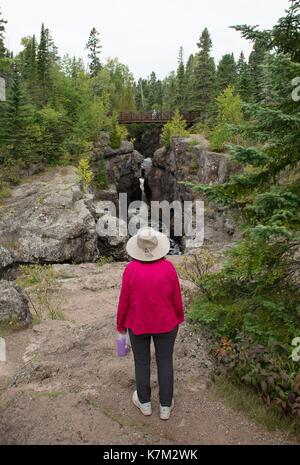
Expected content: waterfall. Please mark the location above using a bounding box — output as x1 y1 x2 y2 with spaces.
139 177 147 202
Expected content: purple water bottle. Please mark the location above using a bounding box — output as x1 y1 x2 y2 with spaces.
117 333 127 357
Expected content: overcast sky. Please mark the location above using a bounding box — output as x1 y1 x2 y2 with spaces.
1 0 290 79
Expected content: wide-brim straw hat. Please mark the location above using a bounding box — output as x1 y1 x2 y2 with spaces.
126 226 170 261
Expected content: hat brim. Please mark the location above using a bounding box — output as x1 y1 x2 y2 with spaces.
126 231 170 261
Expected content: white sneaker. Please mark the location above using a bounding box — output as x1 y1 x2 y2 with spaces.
160 398 175 420
132 390 152 416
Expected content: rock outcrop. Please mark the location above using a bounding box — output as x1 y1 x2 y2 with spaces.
147 135 242 201
0 166 98 269
91 137 143 203
0 280 32 325
146 136 243 247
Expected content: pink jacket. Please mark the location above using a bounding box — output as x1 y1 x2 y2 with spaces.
116 258 185 335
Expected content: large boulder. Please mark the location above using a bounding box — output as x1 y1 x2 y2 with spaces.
0 166 98 266
0 280 32 325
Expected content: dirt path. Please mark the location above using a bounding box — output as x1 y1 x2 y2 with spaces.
0 261 295 445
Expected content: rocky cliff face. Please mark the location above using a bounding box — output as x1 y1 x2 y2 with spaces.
146 135 243 247
147 135 242 200
91 135 143 203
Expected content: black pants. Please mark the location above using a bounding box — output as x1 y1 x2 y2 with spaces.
128 325 178 407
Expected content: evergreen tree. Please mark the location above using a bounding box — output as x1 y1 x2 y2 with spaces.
162 71 177 111
184 54 195 110
0 64 37 161
135 78 146 110
191 28 216 115
37 23 50 104
0 9 10 77
147 71 162 110
271 0 300 62
248 38 269 102
216 53 237 94
86 27 102 77
236 51 252 101
20 35 38 98
189 1 300 353
0 9 7 58
175 46 185 110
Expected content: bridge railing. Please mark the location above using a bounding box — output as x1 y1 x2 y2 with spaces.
117 111 199 124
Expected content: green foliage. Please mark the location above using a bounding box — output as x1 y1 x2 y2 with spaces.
17 264 65 321
162 109 188 148
186 2 300 418
209 86 244 151
109 114 122 149
213 336 300 418
95 156 109 189
86 27 102 77
191 28 216 114
216 53 237 94
75 157 93 192
0 16 135 178
97 255 114 266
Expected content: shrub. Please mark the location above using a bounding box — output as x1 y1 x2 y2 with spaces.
212 335 300 417
95 156 109 190
109 115 127 149
17 264 65 321
97 255 114 266
75 156 93 192
209 86 244 152
162 109 189 149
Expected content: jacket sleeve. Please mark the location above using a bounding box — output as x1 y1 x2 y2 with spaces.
171 265 185 324
116 265 131 333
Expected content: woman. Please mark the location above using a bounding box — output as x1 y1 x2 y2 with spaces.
116 226 184 420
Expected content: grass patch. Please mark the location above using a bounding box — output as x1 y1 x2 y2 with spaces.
97 256 114 267
214 375 300 438
17 264 66 321
0 318 24 338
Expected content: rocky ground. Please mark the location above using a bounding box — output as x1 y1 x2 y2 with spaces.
0 261 296 445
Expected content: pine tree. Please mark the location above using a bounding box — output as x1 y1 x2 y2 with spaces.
184 54 195 111
21 35 38 98
162 71 177 111
236 51 252 101
147 71 162 110
175 47 185 110
0 64 36 161
0 9 7 58
86 27 102 77
216 53 237 94
191 28 216 116
37 23 50 104
0 9 10 77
